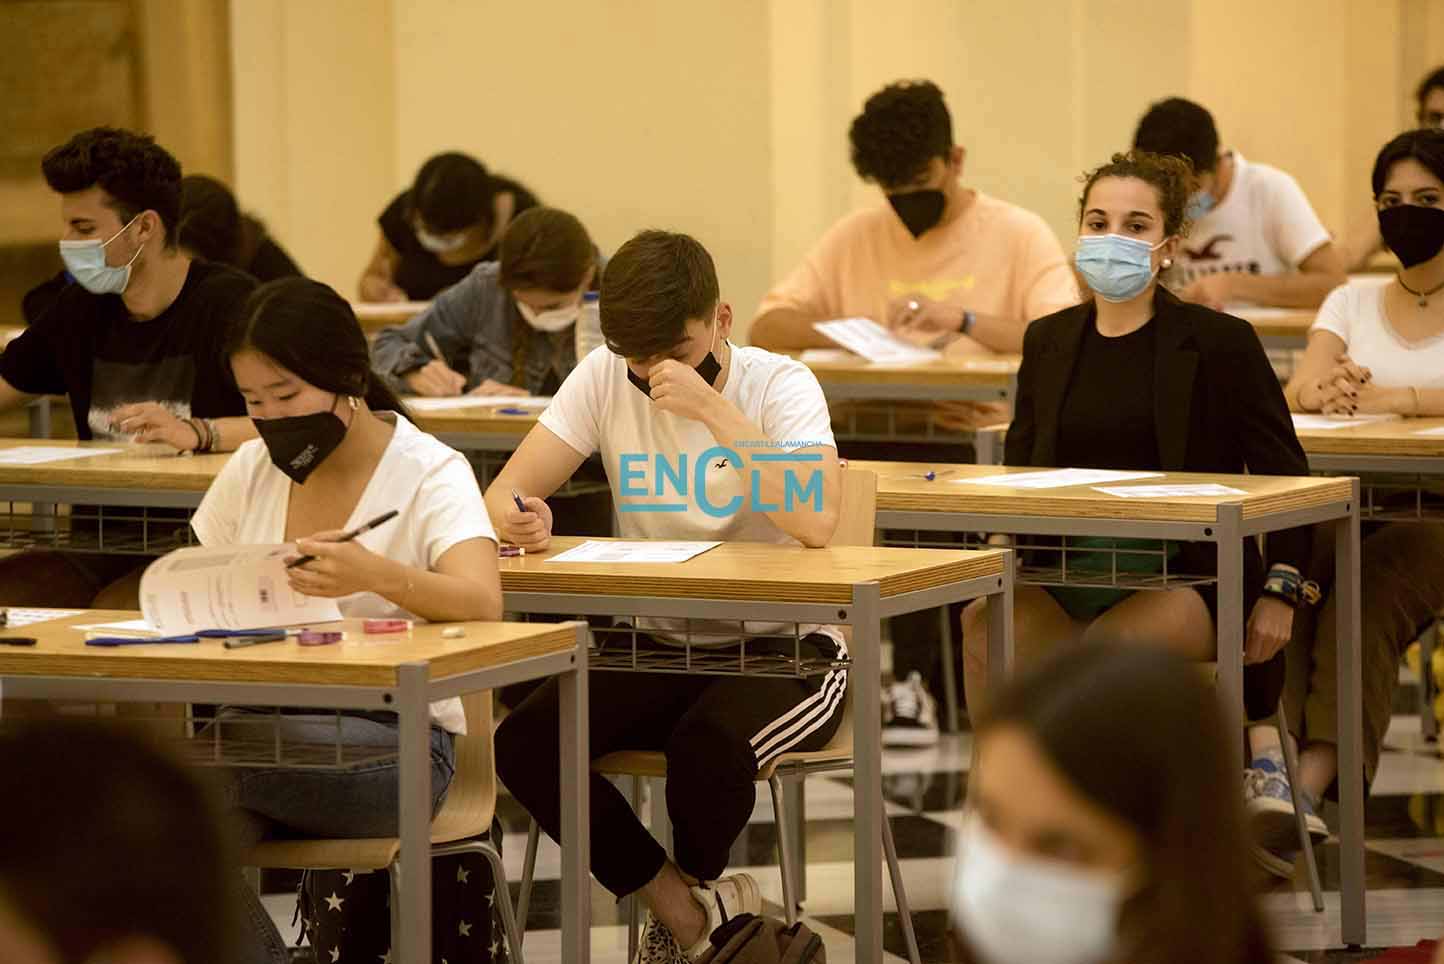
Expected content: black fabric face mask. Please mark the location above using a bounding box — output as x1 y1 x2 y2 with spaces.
253 398 349 484
887 189 946 238
627 348 723 399
1378 204 1444 267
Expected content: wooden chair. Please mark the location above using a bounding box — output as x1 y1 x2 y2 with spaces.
244 692 524 961
514 468 925 964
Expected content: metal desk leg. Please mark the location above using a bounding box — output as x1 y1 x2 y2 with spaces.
396 663 433 963
851 582 884 962
559 625 592 961
1214 506 1246 745
784 776 807 904
1336 490 1365 948
28 397 52 439
985 560 1015 691
938 606 961 732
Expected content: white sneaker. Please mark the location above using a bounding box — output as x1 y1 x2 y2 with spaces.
883 671 941 747
682 872 762 960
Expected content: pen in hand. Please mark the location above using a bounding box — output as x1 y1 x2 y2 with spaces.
286 509 400 570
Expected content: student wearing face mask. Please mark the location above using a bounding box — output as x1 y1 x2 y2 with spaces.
751 79 1078 747
486 231 845 962
190 277 502 964
752 80 1076 371
1133 98 1347 311
357 151 539 303
0 127 258 608
961 151 1312 754
953 644 1273 964
1242 129 1444 877
371 206 601 398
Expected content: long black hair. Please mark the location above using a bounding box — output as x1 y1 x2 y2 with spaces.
969 645 1272 964
1372 128 1444 198
226 277 408 417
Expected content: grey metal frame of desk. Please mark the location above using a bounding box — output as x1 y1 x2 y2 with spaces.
0 625 593 964
877 487 1367 948
500 562 1015 962
815 372 1017 459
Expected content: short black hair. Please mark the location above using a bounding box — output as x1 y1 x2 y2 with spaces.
409 151 494 234
41 126 183 244
1371 128 1444 198
600 230 719 360
1133 97 1221 177
0 722 239 964
849 80 954 188
177 174 242 263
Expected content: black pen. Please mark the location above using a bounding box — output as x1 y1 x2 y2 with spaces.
286 509 400 569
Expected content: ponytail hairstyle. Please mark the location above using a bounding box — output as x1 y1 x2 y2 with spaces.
226 277 408 418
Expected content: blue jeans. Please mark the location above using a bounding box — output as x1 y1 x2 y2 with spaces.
211 712 456 964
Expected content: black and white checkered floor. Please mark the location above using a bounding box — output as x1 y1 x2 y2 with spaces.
265 712 1444 963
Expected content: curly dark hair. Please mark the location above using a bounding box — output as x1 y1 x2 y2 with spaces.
1133 97 1219 177
1078 151 1197 238
848 80 954 188
41 126 183 244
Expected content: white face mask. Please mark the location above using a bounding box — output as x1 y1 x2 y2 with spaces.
415 224 467 253
58 213 145 295
952 816 1127 964
517 298 580 332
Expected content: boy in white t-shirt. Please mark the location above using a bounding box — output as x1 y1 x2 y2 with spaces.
485 231 846 960
1133 97 1347 310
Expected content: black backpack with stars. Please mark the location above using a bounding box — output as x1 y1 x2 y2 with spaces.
297 846 504 963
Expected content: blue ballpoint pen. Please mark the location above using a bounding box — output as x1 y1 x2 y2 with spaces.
85 634 200 647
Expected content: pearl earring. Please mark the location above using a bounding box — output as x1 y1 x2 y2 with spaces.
1161 257 1173 270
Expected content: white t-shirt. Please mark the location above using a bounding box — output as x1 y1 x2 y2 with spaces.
1168 152 1333 305
192 413 497 733
540 344 843 648
1311 282 1444 389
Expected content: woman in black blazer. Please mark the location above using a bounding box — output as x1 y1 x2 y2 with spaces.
961 151 1312 741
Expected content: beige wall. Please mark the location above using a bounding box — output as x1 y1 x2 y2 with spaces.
228 0 1444 340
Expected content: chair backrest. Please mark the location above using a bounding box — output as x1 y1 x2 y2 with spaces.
428 691 497 844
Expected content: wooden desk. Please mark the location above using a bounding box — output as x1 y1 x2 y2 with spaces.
1234 306 1315 351
0 439 228 507
407 403 539 451
798 353 1019 403
849 459 1367 946
0 610 591 963
350 300 430 334
1296 416 1444 471
499 535 1012 960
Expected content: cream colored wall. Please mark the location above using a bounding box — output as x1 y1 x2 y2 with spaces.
227 1 1444 340
229 0 396 297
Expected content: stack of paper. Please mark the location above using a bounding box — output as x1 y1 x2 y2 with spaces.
1291 413 1400 431
545 540 721 564
0 446 120 465
812 318 940 365
1094 483 1247 499
954 469 1165 490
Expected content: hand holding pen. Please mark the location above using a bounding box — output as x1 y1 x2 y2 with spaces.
286 510 401 599
403 333 466 397
504 489 553 553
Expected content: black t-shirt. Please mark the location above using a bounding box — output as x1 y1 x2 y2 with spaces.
242 217 304 283
1 259 255 440
377 176 539 300
1055 318 1160 471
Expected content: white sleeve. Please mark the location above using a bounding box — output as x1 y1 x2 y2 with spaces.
1263 168 1333 268
759 359 837 451
190 444 254 546
412 451 498 567
1310 283 1354 346
538 345 607 457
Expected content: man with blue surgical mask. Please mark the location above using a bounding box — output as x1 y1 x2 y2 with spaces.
1133 97 1346 311
0 127 257 608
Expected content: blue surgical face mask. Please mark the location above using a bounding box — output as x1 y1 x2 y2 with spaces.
1185 189 1216 221
59 214 145 295
1074 234 1166 303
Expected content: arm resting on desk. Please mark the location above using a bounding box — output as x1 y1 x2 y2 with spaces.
358 234 406 303
484 425 589 548
1225 243 1348 310
748 306 835 351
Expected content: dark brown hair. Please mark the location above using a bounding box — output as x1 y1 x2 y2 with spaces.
42 126 183 246
226 277 408 417
1079 150 1197 237
963 644 1273 964
498 207 596 293
0 722 240 964
600 229 719 360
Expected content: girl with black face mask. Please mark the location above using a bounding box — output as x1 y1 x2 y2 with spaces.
191 277 503 964
1256 129 1444 879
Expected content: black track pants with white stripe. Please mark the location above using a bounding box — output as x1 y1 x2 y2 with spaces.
495 633 847 899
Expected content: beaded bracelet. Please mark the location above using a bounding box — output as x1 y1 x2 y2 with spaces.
1261 565 1322 609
